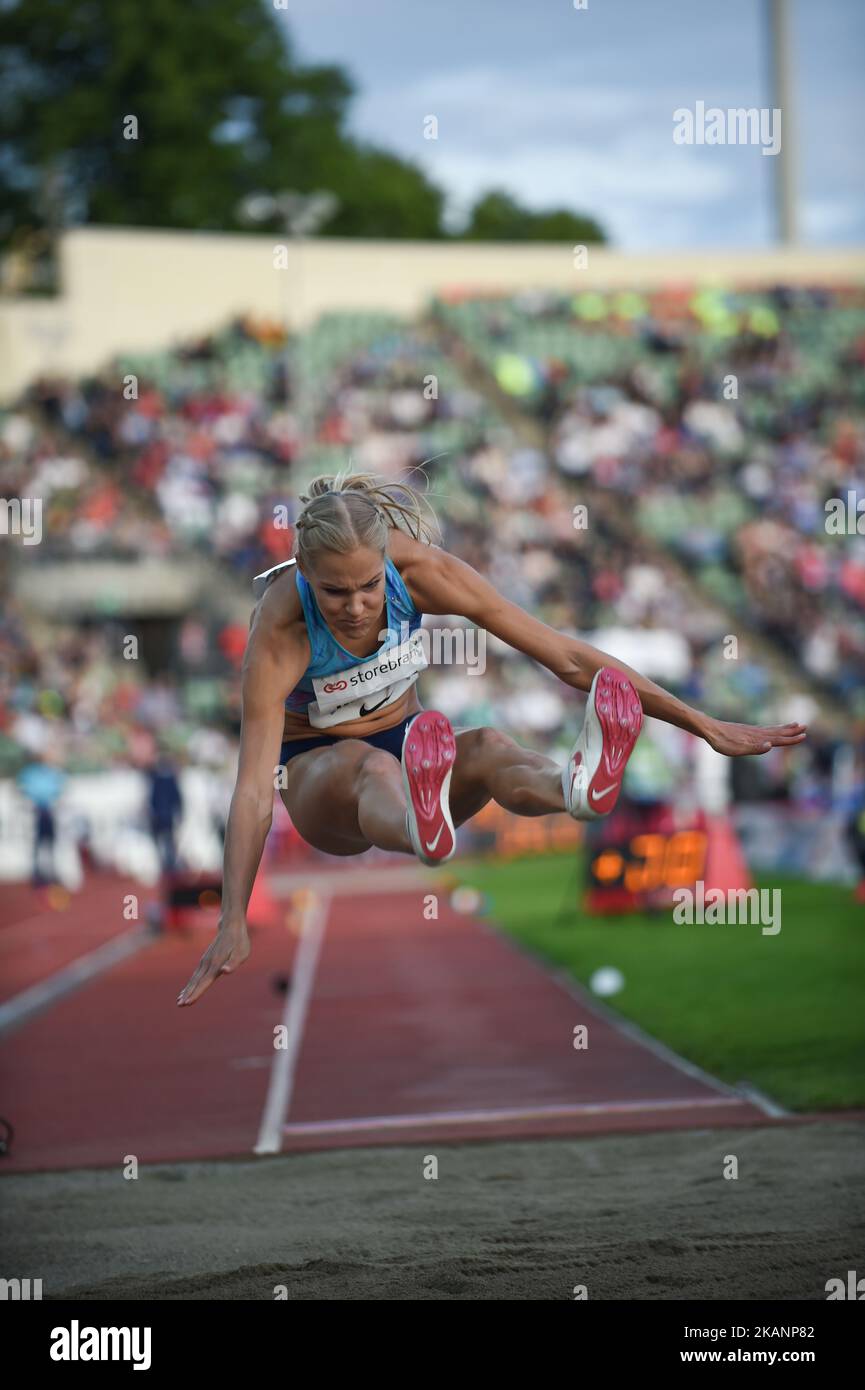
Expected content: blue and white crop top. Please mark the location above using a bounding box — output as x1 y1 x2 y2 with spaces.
252 555 426 729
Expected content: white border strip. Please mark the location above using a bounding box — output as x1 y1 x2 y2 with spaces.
0 927 152 1036
735 1081 789 1118
253 890 330 1155
282 1094 754 1138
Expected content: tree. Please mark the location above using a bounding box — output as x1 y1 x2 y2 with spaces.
0 0 447 249
0 0 606 255
464 189 606 243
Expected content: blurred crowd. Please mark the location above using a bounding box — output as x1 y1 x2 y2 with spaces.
0 602 241 777
2 291 864 881
434 284 865 707
2 316 296 572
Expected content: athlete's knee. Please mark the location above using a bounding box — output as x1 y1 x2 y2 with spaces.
479 725 517 750
289 738 369 802
313 738 367 776
460 725 517 768
354 745 401 789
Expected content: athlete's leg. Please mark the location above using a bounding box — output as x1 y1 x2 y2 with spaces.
448 726 565 823
449 669 642 825
279 740 413 856
354 747 413 852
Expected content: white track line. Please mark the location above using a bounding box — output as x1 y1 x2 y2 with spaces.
253 889 330 1156
282 1095 756 1138
0 927 152 1036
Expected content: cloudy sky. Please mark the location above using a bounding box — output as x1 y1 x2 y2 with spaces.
281 0 864 249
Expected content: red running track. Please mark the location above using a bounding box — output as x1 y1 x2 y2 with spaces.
0 876 159 1003
0 867 773 1175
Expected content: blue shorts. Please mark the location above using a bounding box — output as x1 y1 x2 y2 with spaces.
279 713 416 767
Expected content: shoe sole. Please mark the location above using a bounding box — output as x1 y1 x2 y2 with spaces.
401 711 457 864
563 667 643 820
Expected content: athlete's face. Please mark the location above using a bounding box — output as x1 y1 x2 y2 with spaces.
302 546 386 639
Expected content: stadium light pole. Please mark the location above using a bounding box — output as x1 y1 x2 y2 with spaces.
766 0 797 245
237 190 339 444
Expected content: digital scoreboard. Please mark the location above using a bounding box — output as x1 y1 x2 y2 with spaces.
585 803 712 913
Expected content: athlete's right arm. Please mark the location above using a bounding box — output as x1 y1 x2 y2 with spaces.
177 583 310 1007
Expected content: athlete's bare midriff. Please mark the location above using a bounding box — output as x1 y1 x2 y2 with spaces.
281 683 422 742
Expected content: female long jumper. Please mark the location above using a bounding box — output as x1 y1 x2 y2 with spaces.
178 473 806 1006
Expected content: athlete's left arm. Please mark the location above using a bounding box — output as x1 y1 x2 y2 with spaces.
408 548 807 757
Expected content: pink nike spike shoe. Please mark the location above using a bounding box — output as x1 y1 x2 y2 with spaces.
562 667 643 821
401 711 457 865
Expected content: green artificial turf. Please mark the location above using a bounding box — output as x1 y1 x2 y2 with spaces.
449 851 865 1112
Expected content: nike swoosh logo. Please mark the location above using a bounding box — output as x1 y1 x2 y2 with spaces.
591 783 617 803
425 824 445 852
360 692 391 716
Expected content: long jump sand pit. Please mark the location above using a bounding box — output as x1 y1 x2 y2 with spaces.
5 1119 862 1301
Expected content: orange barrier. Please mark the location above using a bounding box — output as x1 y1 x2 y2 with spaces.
468 800 583 859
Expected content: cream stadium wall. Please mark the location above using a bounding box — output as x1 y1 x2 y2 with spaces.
1 226 863 402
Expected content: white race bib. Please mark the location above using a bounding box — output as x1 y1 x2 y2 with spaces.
308 630 428 729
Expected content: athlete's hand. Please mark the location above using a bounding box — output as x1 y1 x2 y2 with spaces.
177 922 251 1007
704 718 807 757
